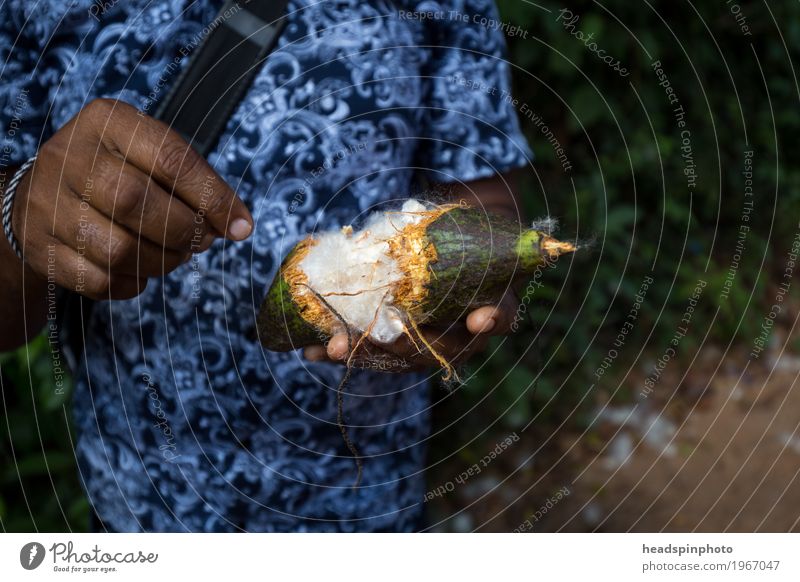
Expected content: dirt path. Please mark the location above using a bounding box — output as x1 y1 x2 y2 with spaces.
429 327 800 532
559 341 800 532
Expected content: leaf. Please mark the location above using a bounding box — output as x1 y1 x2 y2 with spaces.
4 452 74 480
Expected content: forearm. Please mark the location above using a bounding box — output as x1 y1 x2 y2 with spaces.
445 171 524 220
0 168 48 352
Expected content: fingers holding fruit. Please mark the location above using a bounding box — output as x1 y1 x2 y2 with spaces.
304 298 511 373
8 98 252 300
268 200 573 376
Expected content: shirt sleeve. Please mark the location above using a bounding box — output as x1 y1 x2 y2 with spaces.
0 4 55 167
414 0 532 183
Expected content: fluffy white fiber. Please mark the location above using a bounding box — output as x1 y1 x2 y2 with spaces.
299 198 429 344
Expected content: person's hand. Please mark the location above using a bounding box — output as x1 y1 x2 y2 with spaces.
303 291 518 373
10 98 252 299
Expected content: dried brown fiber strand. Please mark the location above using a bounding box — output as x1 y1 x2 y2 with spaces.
300 284 364 488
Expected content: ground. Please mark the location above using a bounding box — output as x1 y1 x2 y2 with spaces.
427 322 800 532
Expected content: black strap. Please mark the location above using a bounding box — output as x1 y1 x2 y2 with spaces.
154 0 290 155
59 0 290 374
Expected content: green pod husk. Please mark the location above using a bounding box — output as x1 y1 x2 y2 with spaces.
257 243 325 351
400 208 567 323
256 205 574 352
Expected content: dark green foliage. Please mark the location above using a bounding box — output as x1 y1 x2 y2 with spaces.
0 335 88 531
436 0 798 439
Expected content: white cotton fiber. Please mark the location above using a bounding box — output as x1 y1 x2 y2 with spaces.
299 199 428 344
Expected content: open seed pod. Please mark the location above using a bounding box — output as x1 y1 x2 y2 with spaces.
256 199 575 352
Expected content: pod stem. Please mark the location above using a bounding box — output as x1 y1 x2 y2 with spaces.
540 235 577 260
516 230 576 272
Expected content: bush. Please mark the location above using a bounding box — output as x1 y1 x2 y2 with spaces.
437 0 798 440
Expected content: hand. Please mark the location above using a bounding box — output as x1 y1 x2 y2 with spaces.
11 98 252 300
303 291 518 373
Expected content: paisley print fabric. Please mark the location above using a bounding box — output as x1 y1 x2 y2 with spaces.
0 0 531 531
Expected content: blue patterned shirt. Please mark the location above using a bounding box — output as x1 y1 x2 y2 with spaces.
0 0 530 531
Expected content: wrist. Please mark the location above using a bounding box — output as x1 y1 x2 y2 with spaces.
2 156 37 262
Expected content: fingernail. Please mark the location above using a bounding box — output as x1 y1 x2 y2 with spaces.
228 218 252 240
327 339 348 360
